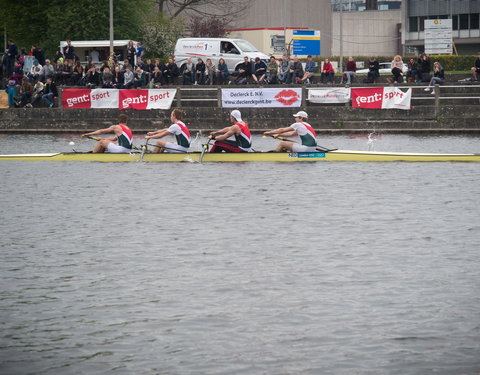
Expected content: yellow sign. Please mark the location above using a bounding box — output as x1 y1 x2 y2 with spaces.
0 92 9 108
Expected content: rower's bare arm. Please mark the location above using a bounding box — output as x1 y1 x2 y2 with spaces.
82 125 116 137
280 130 297 138
146 129 169 139
211 126 230 136
264 127 292 136
214 127 237 141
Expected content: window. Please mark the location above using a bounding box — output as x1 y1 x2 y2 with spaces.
419 16 428 31
452 15 458 30
459 14 469 30
409 17 418 32
470 13 479 30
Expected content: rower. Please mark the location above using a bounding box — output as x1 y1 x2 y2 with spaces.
145 109 191 153
264 111 317 152
209 110 252 152
82 114 133 153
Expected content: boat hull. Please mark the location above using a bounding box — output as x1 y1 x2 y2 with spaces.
0 150 479 162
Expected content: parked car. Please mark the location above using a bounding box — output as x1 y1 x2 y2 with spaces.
357 62 408 74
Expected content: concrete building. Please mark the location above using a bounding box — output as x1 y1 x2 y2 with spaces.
226 0 333 57
403 0 480 54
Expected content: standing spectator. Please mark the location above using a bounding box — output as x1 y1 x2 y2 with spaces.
126 41 136 68
417 53 431 82
164 58 179 85
252 57 267 84
36 47 46 65
18 48 27 69
136 42 144 60
320 58 335 84
90 49 100 63
301 55 316 84
113 65 125 88
18 77 33 107
195 58 206 84
342 56 356 84
5 40 18 77
71 61 84 86
4 80 17 108
205 58 215 85
267 56 278 84
235 56 252 84
180 58 195 85
133 66 146 88
63 40 75 64
471 52 480 81
278 55 290 83
390 55 404 83
365 57 379 83
406 58 417 83
41 77 58 107
215 58 229 85
123 66 134 88
29 59 43 83
424 61 444 94
41 60 56 82
287 55 304 84
26 80 44 107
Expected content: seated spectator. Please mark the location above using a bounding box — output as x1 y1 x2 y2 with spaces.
471 52 480 81
151 66 163 88
252 57 267 84
18 77 33 107
71 61 84 86
135 57 146 71
364 56 379 83
180 58 195 85
341 56 356 84
287 55 304 84
4 80 17 108
42 59 56 82
417 53 431 82
144 58 155 82
164 58 179 85
121 59 131 72
85 66 101 89
123 66 134 88
406 58 417 83
29 59 43 83
41 77 58 107
25 81 44 107
320 58 335 84
102 67 114 88
53 50 64 64
267 56 278 84
235 56 252 84
133 66 146 88
154 58 165 72
10 63 24 85
113 65 125 88
60 61 73 85
424 61 444 94
278 56 290 84
195 58 206 84
204 58 215 85
389 55 404 83
301 55 316 84
215 58 229 85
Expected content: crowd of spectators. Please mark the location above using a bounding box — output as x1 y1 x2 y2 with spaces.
2 39 480 108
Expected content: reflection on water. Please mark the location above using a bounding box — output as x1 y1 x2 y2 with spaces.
0 134 479 374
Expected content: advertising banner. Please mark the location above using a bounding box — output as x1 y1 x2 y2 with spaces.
222 88 302 108
62 89 176 110
0 92 9 108
351 87 411 110
308 88 350 104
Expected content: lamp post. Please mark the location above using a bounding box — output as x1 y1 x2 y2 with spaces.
339 0 343 72
109 0 114 55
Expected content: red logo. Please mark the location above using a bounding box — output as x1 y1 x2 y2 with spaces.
274 89 300 106
119 90 148 110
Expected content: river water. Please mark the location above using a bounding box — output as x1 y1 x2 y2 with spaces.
1 134 479 374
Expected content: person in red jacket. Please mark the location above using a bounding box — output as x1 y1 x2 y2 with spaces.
320 58 335 84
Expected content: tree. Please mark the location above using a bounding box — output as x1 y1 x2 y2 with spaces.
152 0 251 21
189 16 227 38
140 16 185 59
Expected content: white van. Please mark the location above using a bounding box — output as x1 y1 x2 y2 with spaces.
174 38 269 73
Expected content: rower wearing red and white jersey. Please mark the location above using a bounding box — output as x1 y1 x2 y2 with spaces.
82 114 133 153
263 110 318 152
145 109 191 153
209 110 252 152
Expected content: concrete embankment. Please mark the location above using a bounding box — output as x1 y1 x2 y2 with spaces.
1 84 479 134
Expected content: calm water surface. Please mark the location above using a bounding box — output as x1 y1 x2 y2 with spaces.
0 134 479 374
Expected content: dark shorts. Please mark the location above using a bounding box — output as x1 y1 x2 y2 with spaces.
210 139 246 153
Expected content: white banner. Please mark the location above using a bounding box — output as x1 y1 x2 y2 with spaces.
381 87 412 110
90 89 119 108
222 88 302 108
308 88 351 104
146 89 177 109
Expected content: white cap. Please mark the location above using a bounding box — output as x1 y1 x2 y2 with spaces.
293 111 308 118
230 110 242 122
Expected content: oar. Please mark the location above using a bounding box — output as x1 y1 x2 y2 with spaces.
199 138 213 163
262 135 337 152
140 142 148 162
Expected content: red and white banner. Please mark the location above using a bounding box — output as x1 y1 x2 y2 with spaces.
351 87 412 110
62 89 176 110
222 88 302 108
308 88 351 104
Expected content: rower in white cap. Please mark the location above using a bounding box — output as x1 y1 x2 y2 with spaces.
208 110 253 152
263 110 318 152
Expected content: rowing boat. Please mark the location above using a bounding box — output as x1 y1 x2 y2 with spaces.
1 150 479 162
